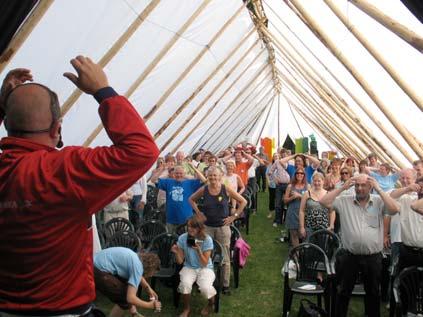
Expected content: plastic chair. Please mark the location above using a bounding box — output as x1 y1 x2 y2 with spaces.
282 243 331 317
230 225 242 288
137 220 167 249
147 233 179 307
212 239 224 313
308 229 341 262
393 266 423 317
106 230 141 252
104 217 134 240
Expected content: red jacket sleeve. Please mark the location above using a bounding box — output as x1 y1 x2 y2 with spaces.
54 95 159 214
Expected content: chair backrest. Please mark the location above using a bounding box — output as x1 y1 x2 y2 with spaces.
308 229 340 261
212 239 224 266
242 192 252 209
176 223 187 236
143 206 165 223
137 220 167 248
147 185 159 208
393 266 423 314
104 217 134 239
128 209 140 229
106 230 141 252
289 243 330 283
147 233 178 268
230 225 241 251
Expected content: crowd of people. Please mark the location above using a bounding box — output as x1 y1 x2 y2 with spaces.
0 58 422 317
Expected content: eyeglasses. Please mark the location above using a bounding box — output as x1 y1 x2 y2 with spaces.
296 172 305 175
341 172 349 175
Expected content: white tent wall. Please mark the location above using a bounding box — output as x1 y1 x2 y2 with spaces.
0 0 422 167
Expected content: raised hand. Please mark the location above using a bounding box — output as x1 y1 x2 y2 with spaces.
0 68 33 110
63 56 108 95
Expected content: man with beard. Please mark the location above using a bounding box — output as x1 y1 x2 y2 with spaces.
320 174 399 317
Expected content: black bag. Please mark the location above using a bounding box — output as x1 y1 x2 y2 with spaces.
297 299 328 317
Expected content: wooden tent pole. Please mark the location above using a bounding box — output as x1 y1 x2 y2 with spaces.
278 93 281 148
275 47 400 167
0 0 54 73
255 96 275 145
143 3 246 121
324 0 423 113
289 0 423 159
153 34 259 140
262 23 415 164
61 0 160 115
207 85 274 151
163 57 268 154
263 8 416 161
222 95 275 152
196 73 272 150
83 0 211 147
349 0 423 53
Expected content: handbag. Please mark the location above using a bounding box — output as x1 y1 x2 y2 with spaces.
297 299 328 317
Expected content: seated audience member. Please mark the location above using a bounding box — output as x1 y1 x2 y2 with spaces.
368 163 399 192
171 216 216 317
284 167 309 248
103 190 133 223
151 164 206 233
94 247 161 317
0 59 159 315
279 153 320 184
320 174 399 317
189 166 247 295
299 172 334 239
390 175 423 271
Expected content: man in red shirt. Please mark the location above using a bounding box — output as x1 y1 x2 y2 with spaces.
0 56 159 315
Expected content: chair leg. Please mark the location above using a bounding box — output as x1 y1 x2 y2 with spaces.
172 275 179 308
282 289 290 317
317 294 322 308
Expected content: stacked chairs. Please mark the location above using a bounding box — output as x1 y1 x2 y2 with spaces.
147 233 180 307
137 220 167 249
282 243 331 317
393 266 423 316
229 225 242 288
104 217 134 240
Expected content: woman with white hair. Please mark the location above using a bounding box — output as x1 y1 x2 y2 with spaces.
299 172 335 239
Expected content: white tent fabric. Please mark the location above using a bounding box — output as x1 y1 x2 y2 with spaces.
0 0 422 167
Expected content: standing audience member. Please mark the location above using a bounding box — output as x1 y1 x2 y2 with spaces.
389 175 423 271
94 248 161 317
171 216 216 317
266 153 279 219
284 167 309 248
299 172 333 239
222 159 245 211
245 147 260 213
232 148 254 186
369 163 399 192
151 164 206 233
269 153 291 226
368 152 380 170
255 146 269 192
324 158 342 191
279 153 320 184
103 190 133 223
0 58 159 315
130 175 147 221
339 167 355 195
320 174 399 317
413 159 423 178
189 166 247 295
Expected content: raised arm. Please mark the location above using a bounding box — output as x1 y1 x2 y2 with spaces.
150 166 166 184
368 177 399 213
390 183 420 199
304 154 320 169
223 186 247 226
320 178 354 208
279 154 296 166
411 198 423 215
188 161 207 183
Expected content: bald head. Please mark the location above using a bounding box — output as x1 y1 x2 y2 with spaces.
5 84 60 134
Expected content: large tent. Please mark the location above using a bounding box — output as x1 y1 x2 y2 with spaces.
0 0 422 168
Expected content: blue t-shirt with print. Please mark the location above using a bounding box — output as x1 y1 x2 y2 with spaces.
158 178 202 224
177 233 214 269
286 164 316 184
94 247 143 288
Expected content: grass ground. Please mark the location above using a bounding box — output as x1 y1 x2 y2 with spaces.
95 191 390 316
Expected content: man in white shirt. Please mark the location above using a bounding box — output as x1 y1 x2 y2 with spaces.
130 175 147 222
320 174 399 317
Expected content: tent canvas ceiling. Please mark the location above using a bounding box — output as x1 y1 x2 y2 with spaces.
0 0 422 168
